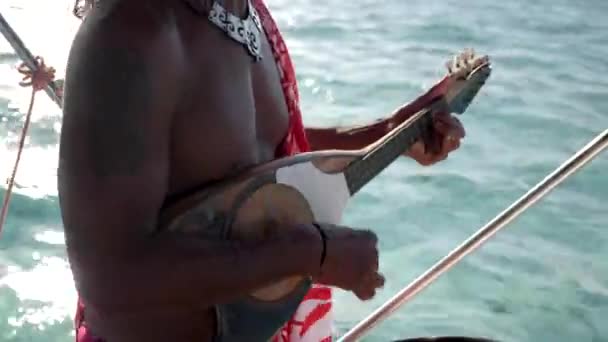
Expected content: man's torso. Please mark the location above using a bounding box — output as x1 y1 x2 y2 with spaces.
80 0 294 340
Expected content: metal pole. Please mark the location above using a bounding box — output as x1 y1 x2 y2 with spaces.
339 128 608 342
0 11 63 107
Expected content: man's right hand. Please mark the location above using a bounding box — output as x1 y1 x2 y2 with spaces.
309 223 385 301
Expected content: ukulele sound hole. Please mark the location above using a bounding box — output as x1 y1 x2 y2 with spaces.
230 182 316 301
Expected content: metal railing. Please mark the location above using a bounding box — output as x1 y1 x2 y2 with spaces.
339 128 608 341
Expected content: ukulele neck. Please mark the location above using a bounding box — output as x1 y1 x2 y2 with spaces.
343 104 439 195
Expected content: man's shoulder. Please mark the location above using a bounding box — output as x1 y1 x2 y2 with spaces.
67 1 187 81
64 1 186 115
77 0 179 49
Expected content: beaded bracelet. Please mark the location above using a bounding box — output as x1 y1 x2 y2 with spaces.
311 223 327 267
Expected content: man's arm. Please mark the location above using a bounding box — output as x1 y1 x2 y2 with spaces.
304 95 436 152
58 10 321 315
304 77 454 153
305 118 394 151
305 110 465 165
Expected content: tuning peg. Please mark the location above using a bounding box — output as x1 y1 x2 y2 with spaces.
450 55 458 71
465 49 474 67
460 49 467 58
474 55 490 68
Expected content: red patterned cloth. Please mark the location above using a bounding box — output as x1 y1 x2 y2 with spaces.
75 1 333 341
252 1 334 341
254 2 311 156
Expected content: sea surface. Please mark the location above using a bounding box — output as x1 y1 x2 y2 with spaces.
1 0 607 341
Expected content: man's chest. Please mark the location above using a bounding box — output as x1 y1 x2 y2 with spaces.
168 12 292 191
179 18 289 145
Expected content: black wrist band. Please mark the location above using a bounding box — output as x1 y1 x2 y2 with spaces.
311 223 327 267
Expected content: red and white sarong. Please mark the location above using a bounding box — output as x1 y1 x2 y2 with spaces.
252 0 334 341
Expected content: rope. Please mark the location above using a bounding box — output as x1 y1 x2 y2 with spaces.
0 56 61 237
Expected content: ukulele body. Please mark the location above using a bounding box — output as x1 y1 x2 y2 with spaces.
159 155 357 301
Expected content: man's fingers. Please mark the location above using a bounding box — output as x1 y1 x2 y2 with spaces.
443 134 460 153
433 113 466 139
374 272 385 288
355 278 382 301
365 272 385 291
355 288 376 301
354 283 373 301
433 116 451 136
354 272 385 301
451 115 466 138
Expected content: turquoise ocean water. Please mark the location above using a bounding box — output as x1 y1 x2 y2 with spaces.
1 0 607 341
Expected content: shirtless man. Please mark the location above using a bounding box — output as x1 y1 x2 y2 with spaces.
58 0 466 341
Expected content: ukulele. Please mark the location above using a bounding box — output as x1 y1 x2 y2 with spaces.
158 49 492 302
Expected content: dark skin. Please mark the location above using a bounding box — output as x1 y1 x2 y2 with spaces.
58 0 465 341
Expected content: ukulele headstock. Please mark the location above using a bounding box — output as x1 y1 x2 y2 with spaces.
443 48 492 114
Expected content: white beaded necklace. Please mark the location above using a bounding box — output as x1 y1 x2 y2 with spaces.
207 0 263 62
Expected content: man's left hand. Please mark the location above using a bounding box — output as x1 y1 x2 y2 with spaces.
404 111 466 166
